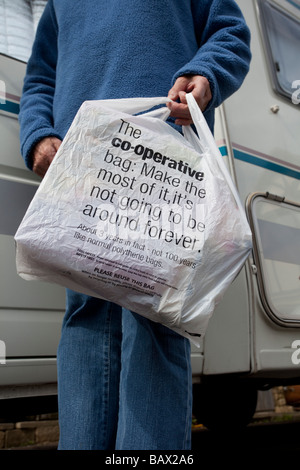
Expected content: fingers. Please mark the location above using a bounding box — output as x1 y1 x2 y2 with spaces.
167 101 193 126
32 136 62 178
167 77 192 125
168 75 212 126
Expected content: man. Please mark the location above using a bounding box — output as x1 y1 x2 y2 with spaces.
19 0 251 450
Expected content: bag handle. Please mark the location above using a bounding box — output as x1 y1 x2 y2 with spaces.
90 96 172 121
184 93 248 220
95 96 171 116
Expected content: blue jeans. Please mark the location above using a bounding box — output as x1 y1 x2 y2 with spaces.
57 289 192 450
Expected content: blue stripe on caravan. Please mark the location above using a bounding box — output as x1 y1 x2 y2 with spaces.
218 145 228 156
0 100 20 115
218 145 300 180
285 0 300 11
233 148 300 180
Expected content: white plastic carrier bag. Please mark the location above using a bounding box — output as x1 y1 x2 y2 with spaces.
15 94 252 346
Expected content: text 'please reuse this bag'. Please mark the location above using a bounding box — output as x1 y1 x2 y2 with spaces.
15 94 252 346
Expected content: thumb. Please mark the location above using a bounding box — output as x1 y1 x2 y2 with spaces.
52 137 62 152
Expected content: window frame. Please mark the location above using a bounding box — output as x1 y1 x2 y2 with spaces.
246 191 300 328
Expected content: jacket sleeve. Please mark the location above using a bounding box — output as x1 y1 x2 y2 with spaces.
19 0 61 170
173 0 251 110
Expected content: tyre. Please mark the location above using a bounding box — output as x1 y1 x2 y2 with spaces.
193 381 258 430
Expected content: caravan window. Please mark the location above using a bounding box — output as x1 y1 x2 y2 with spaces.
248 193 300 326
0 0 47 62
258 0 300 102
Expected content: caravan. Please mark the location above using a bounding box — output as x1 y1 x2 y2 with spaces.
191 0 300 427
0 0 300 426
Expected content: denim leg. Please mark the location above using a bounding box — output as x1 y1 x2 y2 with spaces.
57 289 122 450
116 309 192 450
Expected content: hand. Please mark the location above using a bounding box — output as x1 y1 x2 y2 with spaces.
32 136 62 178
167 75 212 126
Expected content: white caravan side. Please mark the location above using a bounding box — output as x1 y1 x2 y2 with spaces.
0 53 65 416
0 0 300 426
191 0 300 428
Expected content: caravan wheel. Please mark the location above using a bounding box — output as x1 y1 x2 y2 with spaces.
192 381 258 430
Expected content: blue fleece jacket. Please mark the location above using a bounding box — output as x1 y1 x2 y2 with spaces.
19 0 251 170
